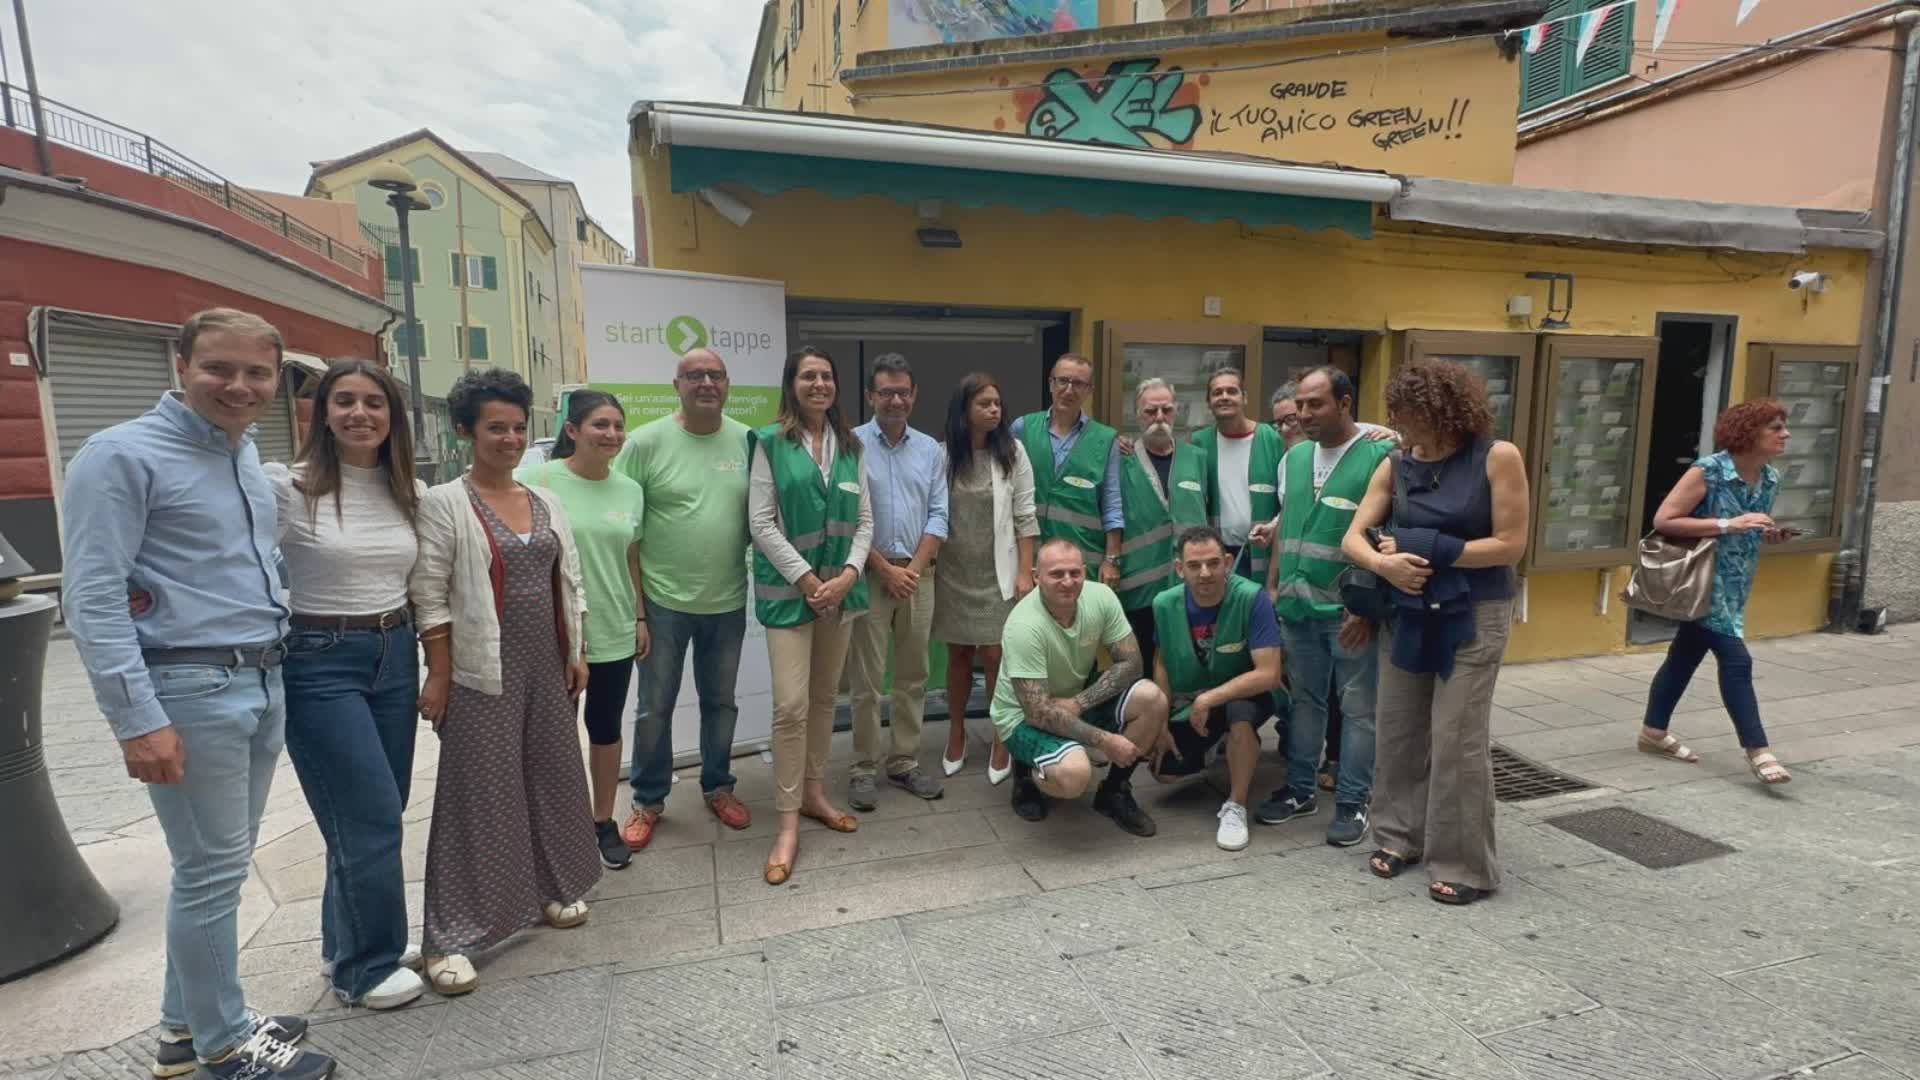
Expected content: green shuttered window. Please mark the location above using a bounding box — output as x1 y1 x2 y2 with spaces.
1520 0 1634 114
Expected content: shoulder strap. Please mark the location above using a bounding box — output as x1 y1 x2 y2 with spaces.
1390 451 1408 531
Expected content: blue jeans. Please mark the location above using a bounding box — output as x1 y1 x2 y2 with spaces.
629 599 743 810
147 663 285 1059
1644 620 1768 749
1279 616 1378 806
281 623 417 1002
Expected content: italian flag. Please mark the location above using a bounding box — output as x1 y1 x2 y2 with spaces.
1522 21 1551 54
1652 0 1679 51
1574 1 1620 69
1737 0 1764 24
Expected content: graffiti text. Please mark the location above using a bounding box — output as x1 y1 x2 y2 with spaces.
1025 58 1201 148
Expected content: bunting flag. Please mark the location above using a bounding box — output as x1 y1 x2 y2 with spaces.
1573 2 1618 69
1652 0 1679 51
1523 21 1551 54
1736 0 1763 24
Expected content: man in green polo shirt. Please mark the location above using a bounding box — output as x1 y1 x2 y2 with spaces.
1148 526 1284 852
1012 353 1123 585
992 539 1169 836
1192 368 1285 583
1115 377 1210 675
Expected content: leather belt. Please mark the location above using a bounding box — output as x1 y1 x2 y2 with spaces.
142 644 287 669
290 607 412 632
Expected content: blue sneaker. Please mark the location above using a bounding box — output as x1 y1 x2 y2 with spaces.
1326 803 1369 847
200 1027 335 1080
150 1012 311 1078
1253 790 1317 826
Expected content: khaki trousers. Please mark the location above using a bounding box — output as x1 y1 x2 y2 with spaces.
844 567 935 778
1371 598 1513 892
766 611 855 813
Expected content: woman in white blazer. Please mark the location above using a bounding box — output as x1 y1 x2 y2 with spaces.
932 373 1039 785
409 368 598 996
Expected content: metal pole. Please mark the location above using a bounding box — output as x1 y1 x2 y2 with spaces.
1837 12 1920 632
392 193 430 465
10 0 53 176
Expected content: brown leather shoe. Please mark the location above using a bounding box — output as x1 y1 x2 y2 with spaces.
707 791 751 830
763 860 792 886
621 807 661 851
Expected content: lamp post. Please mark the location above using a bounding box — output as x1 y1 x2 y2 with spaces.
366 161 433 469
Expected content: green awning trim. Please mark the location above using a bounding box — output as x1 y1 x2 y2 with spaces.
668 145 1373 238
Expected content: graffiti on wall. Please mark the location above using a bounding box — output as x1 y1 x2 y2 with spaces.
889 0 1096 47
1204 78 1475 152
1021 59 1202 149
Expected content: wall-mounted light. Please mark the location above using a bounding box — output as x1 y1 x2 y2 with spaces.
1525 270 1575 329
916 227 962 249
698 187 753 228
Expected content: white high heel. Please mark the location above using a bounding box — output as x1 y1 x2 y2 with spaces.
986 751 1012 786
941 751 965 777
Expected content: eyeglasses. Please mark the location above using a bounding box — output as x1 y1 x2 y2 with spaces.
1139 405 1175 417
870 388 913 401
678 370 727 384
1051 376 1092 391
1275 416 1301 429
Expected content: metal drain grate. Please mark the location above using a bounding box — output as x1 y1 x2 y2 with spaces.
1490 744 1594 803
1545 806 1736 869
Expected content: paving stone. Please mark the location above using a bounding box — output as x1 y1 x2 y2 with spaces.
438 1048 599 1080
1502 919 1758 1015
774 986 964 1080
304 1004 442 1080
1071 939 1326 1080
1274 969 1527 1080
1151 870 1376 993
423 969 610 1075
960 1025 1152 1080
719 861 1036 943
1024 879 1183 959
711 812 996 883
1732 952 1920 1077
48 1029 155 1080
763 919 919 1009
1794 1054 1917 1080
0 1056 61 1080
1484 1006 1717 1080
902 901 1099 1054
604 952 776 1079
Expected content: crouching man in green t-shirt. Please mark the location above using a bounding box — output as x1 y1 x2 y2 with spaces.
990 538 1170 836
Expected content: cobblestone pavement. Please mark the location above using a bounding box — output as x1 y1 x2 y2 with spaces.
4 627 1919 1079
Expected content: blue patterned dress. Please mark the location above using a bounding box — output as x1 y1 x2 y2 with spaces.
1692 451 1778 639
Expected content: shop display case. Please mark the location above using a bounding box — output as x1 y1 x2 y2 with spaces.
1745 343 1859 552
1400 330 1536 446
1527 336 1660 571
1097 321 1262 438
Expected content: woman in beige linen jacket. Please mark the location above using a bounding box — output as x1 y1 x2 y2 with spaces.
407 368 597 996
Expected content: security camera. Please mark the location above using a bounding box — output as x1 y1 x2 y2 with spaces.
1788 271 1827 293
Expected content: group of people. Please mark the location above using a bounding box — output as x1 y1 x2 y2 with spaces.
59 305 1799 1080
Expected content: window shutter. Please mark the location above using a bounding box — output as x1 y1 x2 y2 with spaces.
1518 0 1575 113
481 256 498 290
385 244 404 282
469 328 489 361
449 252 464 287
1574 0 1635 92
407 248 420 283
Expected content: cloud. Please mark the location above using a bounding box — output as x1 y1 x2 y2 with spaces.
12 0 768 251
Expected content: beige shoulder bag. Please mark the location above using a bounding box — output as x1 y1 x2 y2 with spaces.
1620 532 1717 622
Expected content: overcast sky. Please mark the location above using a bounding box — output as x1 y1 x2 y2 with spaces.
8 0 766 251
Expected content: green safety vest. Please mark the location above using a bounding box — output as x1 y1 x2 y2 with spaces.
1020 411 1116 567
1116 442 1210 611
1274 436 1392 622
748 424 871 628
1192 423 1286 582
1150 576 1284 725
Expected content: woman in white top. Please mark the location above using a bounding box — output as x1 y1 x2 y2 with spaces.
410 368 597 995
932 373 1039 786
748 347 874 885
267 360 428 1012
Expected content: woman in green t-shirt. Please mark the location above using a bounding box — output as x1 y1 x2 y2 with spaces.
516 390 647 872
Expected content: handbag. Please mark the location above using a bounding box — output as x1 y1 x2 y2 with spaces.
1336 451 1405 621
1621 531 1717 622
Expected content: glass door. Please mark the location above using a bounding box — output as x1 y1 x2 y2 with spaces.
1098 321 1263 439
1747 343 1858 552
1402 330 1536 446
1529 336 1660 571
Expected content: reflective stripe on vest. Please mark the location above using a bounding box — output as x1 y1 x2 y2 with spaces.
1116 442 1210 610
1274 436 1391 622
749 424 872 628
1151 576 1284 723
1192 423 1284 583
1021 411 1114 565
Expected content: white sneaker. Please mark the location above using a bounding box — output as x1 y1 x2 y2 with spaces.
1216 801 1250 851
360 966 425 1011
322 941 423 978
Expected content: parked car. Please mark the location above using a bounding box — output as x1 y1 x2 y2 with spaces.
523 437 556 466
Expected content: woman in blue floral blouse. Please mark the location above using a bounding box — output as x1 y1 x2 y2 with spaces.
1636 399 1794 784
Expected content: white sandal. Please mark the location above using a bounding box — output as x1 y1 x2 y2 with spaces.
1748 752 1792 785
424 954 477 996
543 900 589 929
1637 732 1700 763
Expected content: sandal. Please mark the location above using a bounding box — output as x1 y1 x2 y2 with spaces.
542 900 589 929
1748 752 1792 785
1368 849 1419 879
424 954 477 996
1429 881 1485 905
800 807 859 833
1637 732 1700 763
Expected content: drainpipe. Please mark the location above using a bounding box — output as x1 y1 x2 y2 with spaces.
10 0 53 176
1837 10 1920 632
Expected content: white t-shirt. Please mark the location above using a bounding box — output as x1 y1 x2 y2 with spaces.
266 461 426 615
1276 425 1385 507
1214 429 1255 546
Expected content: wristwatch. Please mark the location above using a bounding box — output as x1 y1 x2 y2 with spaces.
1716 517 1731 534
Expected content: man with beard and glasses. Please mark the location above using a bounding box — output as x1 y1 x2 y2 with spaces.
1113 378 1210 675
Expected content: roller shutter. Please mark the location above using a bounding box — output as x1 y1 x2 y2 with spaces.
46 319 175 467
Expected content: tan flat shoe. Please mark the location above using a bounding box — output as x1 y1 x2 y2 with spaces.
543 900 589 929
424 954 477 996
764 860 792 886
1638 733 1700 763
800 807 859 833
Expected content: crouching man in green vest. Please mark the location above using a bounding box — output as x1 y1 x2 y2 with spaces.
1013 354 1124 584
1116 377 1211 675
1147 526 1285 852
991 538 1169 836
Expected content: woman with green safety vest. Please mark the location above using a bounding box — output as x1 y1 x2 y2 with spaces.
748 348 874 886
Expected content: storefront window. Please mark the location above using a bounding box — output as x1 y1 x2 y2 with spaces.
1401 331 1536 447
1097 321 1261 437
1529 335 1659 571
1747 344 1859 550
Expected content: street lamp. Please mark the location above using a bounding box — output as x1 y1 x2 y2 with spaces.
366 160 434 468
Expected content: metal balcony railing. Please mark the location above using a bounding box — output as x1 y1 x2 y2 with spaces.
2 81 373 275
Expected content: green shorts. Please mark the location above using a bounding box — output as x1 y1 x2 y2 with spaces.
1002 680 1147 771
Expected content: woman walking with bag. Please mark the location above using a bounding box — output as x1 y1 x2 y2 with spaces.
934 373 1038 785
411 368 600 994
1342 361 1528 907
515 390 647 870
1635 399 1794 784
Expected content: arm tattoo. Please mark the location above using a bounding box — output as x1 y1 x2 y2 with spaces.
1012 677 1110 745
1075 636 1142 713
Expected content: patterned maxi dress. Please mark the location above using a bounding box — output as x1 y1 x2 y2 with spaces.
421 483 601 956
